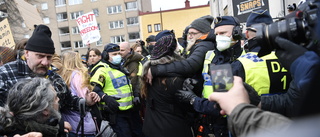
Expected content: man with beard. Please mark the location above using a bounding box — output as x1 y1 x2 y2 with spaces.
0 78 62 136
0 25 99 136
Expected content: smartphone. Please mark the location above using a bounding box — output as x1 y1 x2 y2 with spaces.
209 63 234 92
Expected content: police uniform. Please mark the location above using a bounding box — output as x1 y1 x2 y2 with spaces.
90 43 141 137
232 9 292 96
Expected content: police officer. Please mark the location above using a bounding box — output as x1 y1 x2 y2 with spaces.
232 9 292 100
177 16 244 137
90 43 140 137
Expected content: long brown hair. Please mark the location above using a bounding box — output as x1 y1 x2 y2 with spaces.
58 51 92 91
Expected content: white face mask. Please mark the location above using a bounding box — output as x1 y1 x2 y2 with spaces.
216 35 235 51
111 55 122 65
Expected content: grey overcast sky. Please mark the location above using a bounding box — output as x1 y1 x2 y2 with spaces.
151 0 209 11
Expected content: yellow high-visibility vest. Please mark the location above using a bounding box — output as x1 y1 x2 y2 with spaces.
90 62 133 110
238 52 291 96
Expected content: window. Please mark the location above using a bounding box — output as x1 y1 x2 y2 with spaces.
127 17 138 25
107 5 122 14
125 1 137 10
70 11 83 20
109 20 123 29
41 3 48 10
128 32 140 41
154 23 161 32
147 24 152 33
57 12 67 22
74 41 84 48
61 41 71 49
55 0 66 6
93 9 99 16
69 0 82 5
110 35 125 43
59 27 69 35
96 38 102 46
43 17 50 24
72 26 80 34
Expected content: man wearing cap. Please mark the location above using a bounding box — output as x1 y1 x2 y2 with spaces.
176 16 245 137
90 43 141 137
0 24 100 136
231 10 292 105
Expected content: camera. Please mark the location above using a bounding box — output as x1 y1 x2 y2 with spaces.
253 0 320 57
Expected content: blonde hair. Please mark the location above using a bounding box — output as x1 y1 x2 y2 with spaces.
58 51 92 90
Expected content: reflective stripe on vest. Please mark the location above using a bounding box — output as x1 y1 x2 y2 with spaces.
202 50 215 99
238 52 290 96
90 62 133 110
137 62 143 76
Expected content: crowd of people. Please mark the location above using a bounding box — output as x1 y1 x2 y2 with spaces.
0 1 320 137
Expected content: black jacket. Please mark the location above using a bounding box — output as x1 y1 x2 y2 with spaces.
142 77 193 137
150 29 216 95
150 29 216 78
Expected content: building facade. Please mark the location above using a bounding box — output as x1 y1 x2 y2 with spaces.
210 0 302 25
139 1 210 43
18 0 152 55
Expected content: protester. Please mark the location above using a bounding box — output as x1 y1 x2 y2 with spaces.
0 78 61 136
141 30 193 137
0 25 99 136
14 38 28 59
59 51 100 137
86 48 102 71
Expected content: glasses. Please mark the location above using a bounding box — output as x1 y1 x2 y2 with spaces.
188 32 200 36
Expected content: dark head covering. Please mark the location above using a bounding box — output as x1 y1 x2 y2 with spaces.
246 9 273 27
150 30 177 59
214 16 240 28
25 25 55 54
104 43 120 53
189 15 214 33
146 35 156 43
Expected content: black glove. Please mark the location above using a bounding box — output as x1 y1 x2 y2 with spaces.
175 90 198 104
243 82 260 106
102 95 120 113
182 78 198 91
275 37 307 71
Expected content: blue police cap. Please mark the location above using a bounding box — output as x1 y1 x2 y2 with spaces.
104 43 120 53
214 16 240 28
246 9 273 27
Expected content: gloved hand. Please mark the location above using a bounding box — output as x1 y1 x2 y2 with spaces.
175 90 198 104
275 37 307 71
102 95 120 113
182 78 198 91
133 97 140 105
243 82 260 106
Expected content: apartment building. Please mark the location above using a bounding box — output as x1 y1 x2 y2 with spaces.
23 0 152 55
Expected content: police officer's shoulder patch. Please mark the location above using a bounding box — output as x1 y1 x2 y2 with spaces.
99 74 105 83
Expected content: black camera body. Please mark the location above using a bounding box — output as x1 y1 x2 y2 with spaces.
253 0 320 57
